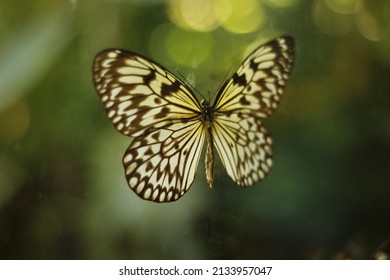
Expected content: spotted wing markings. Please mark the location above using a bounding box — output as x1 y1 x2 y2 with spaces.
93 36 294 202
212 114 273 187
210 36 293 187
93 49 200 137
93 49 205 202
123 119 205 202
214 37 294 118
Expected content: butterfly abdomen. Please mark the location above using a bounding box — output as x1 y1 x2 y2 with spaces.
200 99 216 188
205 134 215 188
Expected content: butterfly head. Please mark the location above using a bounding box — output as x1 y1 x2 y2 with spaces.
200 99 209 107
200 99 214 127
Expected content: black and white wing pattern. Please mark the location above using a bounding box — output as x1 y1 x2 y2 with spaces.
212 36 294 187
93 49 205 202
92 36 294 202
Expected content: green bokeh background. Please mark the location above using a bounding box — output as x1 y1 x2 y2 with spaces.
1 0 389 259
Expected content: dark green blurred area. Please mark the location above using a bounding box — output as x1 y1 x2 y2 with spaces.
1 0 390 260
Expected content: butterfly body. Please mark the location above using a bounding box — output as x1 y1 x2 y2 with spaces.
93 36 294 202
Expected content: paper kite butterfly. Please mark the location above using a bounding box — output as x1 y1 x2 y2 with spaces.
92 36 294 202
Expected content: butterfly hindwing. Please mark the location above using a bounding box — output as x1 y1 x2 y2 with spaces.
123 120 205 202
212 114 273 187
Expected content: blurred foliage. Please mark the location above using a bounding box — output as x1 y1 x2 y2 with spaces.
1 0 390 259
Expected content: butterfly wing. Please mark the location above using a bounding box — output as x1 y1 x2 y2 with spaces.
93 49 201 137
212 114 273 187
123 120 205 202
212 36 294 187
93 49 205 202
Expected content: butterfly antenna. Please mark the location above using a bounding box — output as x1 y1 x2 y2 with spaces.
177 69 206 100
210 68 232 102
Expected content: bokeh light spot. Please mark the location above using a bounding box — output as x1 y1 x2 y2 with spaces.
148 23 171 63
218 0 265 34
324 0 358 14
167 0 266 34
265 0 302 8
313 0 353 36
168 0 220 32
355 1 384 41
165 27 213 66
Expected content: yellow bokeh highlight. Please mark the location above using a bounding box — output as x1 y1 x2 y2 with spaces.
355 1 383 41
313 0 384 41
148 23 171 62
168 0 264 34
324 0 358 14
168 0 219 32
165 27 213 66
217 0 265 34
265 0 301 8
313 0 353 36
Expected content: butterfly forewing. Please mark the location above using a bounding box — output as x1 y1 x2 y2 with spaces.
93 49 201 137
213 36 294 118
212 36 294 187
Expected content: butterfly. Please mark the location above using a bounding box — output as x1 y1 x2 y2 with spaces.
92 36 294 202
